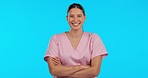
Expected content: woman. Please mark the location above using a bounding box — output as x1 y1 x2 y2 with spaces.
44 3 108 78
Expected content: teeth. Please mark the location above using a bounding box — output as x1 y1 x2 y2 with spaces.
72 22 80 26
73 23 79 26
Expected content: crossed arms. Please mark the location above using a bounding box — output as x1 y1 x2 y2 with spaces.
47 56 102 78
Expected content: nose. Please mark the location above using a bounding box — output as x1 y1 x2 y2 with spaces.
74 16 78 22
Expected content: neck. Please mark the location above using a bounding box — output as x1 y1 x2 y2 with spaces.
68 29 83 38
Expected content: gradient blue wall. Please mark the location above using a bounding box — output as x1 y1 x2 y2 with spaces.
0 0 148 78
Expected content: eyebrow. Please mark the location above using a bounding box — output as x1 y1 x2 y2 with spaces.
68 13 83 15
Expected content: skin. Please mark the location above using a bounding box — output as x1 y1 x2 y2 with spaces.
47 8 103 78
67 8 86 32
66 8 86 50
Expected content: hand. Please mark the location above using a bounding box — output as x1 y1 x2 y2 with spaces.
74 65 90 71
51 57 62 66
80 65 90 69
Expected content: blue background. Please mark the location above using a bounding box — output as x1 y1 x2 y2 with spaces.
0 0 148 78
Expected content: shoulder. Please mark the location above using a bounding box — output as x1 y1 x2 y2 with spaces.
84 32 100 39
84 32 102 44
50 32 65 41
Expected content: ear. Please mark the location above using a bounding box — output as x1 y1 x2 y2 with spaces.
66 16 68 20
84 16 86 21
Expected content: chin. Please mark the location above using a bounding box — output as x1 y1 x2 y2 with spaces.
71 27 82 31
71 25 79 28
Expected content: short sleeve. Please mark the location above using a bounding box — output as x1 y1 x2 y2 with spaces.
44 35 59 62
91 34 108 59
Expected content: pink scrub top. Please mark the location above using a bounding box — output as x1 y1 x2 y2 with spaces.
44 32 108 78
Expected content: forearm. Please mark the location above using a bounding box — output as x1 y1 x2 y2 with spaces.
68 66 99 78
50 65 85 77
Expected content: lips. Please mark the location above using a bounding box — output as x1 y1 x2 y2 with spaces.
71 21 81 26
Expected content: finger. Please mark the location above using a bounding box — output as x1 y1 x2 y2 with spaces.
51 57 58 61
80 65 90 69
53 57 61 63
51 58 60 63
54 57 60 61
52 57 58 60
51 58 58 63
51 57 62 66
51 57 61 65
51 58 59 63
52 60 59 65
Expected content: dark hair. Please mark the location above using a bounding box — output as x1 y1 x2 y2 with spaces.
67 3 85 16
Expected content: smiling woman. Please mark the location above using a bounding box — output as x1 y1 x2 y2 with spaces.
44 3 108 78
66 3 86 32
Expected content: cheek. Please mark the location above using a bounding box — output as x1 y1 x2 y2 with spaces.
79 17 85 21
80 19 85 23
68 18 73 22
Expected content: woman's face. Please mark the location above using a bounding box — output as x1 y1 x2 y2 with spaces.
67 8 86 31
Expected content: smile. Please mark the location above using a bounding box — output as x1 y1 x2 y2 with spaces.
72 22 81 26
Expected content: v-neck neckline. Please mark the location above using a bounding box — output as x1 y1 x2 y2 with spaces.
64 32 85 52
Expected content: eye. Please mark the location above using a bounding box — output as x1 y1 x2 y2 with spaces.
78 15 82 17
69 15 74 18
